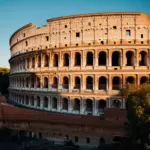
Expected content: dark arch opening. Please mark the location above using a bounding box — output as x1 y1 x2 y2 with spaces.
62 98 68 110
63 53 69 66
112 77 120 90
26 96 29 105
86 76 93 90
98 100 106 111
140 76 148 84
44 54 49 67
126 76 135 84
139 51 147 66
112 51 120 66
52 77 58 88
31 77 34 88
44 97 48 108
63 77 69 89
99 77 107 90
112 100 121 108
74 98 80 111
100 138 105 144
126 51 134 66
98 52 106 65
52 97 57 109
44 77 48 88
74 77 80 89
75 52 81 66
86 99 93 112
86 52 93 66
32 57 35 68
31 96 34 106
53 54 58 67
37 96 40 107
38 55 41 67
36 77 41 88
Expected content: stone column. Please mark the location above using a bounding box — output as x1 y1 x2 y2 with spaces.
68 97 73 113
41 53 43 68
48 96 51 110
70 51 73 68
93 99 97 116
81 75 85 92
69 75 72 92
80 98 85 114
94 49 98 67
94 75 98 91
34 97 37 108
59 51 62 68
108 49 111 66
108 74 112 93
35 55 37 68
40 96 44 109
148 49 150 68
136 74 140 86
57 96 61 112
82 49 86 67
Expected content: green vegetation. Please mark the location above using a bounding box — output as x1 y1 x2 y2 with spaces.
121 84 150 150
0 67 9 74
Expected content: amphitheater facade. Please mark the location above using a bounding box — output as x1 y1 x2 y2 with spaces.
9 12 150 116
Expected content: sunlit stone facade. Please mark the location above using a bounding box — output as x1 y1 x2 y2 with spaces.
9 12 150 116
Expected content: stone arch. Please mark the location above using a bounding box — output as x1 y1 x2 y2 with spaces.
74 76 81 89
86 76 93 90
112 51 121 66
86 99 93 112
98 51 106 65
37 96 40 107
139 51 147 66
37 55 41 67
44 54 49 67
31 96 34 106
126 76 135 84
74 98 80 111
44 77 48 88
99 76 107 90
140 76 149 84
25 95 29 105
27 58 30 68
52 77 58 88
63 53 69 66
44 97 48 108
63 76 69 89
126 51 134 66
86 52 93 66
31 77 34 88
53 54 59 67
32 57 35 68
75 52 81 66
52 97 57 109
112 100 121 108
112 76 121 90
62 98 69 110
98 100 106 112
36 77 41 88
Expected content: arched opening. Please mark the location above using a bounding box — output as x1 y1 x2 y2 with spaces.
52 77 58 88
86 99 93 112
139 51 147 66
86 52 93 66
44 54 49 67
62 98 68 110
112 77 121 90
36 77 41 88
74 98 80 111
63 77 69 89
37 96 40 107
74 77 80 89
75 52 81 66
37 55 41 67
44 97 48 108
31 77 34 88
100 138 105 144
52 97 57 109
26 78 29 87
126 51 134 66
44 77 48 88
112 100 121 108
31 96 34 106
27 58 30 68
63 53 69 66
98 51 106 65
99 77 107 90
32 57 35 68
98 100 106 112
140 76 149 84
86 76 93 90
53 54 58 67
126 76 135 84
112 51 120 66
26 96 29 105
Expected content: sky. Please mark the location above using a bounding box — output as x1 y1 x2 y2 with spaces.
0 0 150 68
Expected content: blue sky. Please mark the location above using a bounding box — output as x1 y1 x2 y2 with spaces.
0 0 150 68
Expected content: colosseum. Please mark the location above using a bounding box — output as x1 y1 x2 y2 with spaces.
9 12 150 117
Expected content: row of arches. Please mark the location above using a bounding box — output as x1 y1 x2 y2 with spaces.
10 94 123 112
11 50 148 71
11 75 149 90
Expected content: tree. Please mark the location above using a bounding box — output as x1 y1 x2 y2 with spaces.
122 84 150 150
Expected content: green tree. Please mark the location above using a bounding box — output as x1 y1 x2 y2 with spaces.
122 84 150 150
